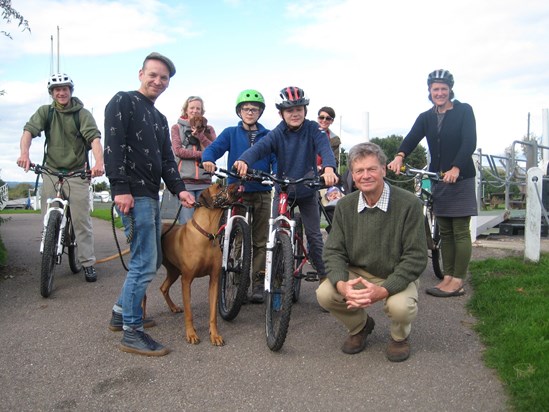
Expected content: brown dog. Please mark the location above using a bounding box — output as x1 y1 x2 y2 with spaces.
160 182 239 346
189 115 210 137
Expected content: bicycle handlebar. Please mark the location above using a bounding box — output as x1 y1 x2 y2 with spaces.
400 165 443 180
244 168 326 189
30 163 91 180
200 163 326 189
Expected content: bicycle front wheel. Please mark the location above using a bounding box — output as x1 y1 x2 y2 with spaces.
66 212 82 274
431 217 443 279
292 213 303 303
218 219 252 321
41 210 62 297
266 231 294 351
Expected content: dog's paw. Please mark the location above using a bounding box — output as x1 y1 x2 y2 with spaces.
186 333 200 345
210 334 225 346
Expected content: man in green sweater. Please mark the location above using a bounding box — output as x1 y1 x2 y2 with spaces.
316 142 427 362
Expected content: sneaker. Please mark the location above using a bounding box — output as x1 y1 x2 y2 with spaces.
120 329 170 357
249 285 265 304
386 338 410 362
108 310 157 332
341 316 375 354
83 266 97 282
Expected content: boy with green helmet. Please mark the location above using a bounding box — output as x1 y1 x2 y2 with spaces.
202 89 277 303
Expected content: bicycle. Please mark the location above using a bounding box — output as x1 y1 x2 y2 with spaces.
400 165 444 279
30 163 90 297
243 168 324 351
208 167 253 321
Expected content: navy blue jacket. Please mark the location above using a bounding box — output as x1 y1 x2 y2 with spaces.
398 100 477 179
238 119 336 199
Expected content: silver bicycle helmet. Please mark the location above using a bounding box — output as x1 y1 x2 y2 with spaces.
427 69 454 88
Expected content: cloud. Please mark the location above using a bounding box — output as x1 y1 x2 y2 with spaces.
0 0 195 58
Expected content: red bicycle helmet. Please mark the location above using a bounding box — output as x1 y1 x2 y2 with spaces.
275 86 309 110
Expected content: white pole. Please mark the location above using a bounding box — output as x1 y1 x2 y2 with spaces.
363 111 369 142
542 109 549 169
525 167 542 262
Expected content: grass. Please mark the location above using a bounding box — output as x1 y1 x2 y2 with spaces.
468 255 549 411
90 204 123 228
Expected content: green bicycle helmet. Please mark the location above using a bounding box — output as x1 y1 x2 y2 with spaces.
235 89 265 118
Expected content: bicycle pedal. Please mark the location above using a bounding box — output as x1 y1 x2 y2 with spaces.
305 272 319 282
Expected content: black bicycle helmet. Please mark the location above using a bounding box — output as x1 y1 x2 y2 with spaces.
275 86 309 110
427 69 454 88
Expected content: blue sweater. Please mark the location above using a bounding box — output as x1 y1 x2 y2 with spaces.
202 121 276 192
238 119 337 199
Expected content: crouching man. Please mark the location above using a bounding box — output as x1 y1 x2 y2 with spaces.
316 142 427 362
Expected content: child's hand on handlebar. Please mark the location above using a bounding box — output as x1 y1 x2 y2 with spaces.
202 161 216 173
233 160 248 177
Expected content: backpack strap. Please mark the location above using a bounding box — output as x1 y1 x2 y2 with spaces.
43 106 90 169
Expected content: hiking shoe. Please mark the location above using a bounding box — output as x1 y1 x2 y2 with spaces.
120 329 170 357
341 316 375 354
83 266 97 282
249 285 265 304
108 311 157 332
386 338 410 362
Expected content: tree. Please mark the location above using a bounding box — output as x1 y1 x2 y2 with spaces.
92 181 109 192
8 182 32 200
371 134 428 192
1 0 30 39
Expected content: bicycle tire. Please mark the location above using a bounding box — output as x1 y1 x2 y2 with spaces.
41 210 62 298
431 218 443 279
66 212 82 274
265 231 294 351
218 218 252 321
292 213 303 303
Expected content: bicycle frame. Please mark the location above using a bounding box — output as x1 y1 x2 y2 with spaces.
402 165 441 247
41 196 69 260
264 190 296 292
220 187 251 271
33 164 89 259
210 168 253 273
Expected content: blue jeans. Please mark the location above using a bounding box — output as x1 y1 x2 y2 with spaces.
178 188 204 224
116 197 162 329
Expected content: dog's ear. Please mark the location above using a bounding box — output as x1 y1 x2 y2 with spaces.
198 185 214 208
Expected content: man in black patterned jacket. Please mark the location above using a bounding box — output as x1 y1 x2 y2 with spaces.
104 52 195 356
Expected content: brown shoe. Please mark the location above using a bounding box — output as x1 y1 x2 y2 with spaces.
386 338 410 362
341 316 375 354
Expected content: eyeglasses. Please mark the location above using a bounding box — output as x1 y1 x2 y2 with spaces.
241 107 260 114
318 115 334 121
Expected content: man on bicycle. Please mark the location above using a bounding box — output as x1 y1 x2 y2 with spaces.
317 142 427 362
202 89 277 303
233 86 338 284
16 73 104 283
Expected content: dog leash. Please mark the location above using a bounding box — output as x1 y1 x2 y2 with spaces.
110 202 133 272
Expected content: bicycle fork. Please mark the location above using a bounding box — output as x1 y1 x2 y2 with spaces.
40 198 69 263
264 215 295 293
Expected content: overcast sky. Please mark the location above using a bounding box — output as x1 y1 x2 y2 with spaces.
1 0 548 182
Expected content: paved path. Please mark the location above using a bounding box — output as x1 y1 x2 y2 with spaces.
0 213 508 411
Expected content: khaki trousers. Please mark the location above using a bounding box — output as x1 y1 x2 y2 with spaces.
316 266 419 341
